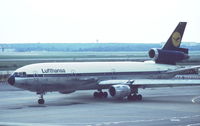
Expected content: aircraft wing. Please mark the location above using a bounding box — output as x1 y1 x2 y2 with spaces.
99 65 200 88
98 79 200 89
165 65 200 75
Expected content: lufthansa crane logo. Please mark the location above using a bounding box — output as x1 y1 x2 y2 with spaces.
172 32 181 47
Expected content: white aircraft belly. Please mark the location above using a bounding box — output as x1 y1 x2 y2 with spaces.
14 77 98 92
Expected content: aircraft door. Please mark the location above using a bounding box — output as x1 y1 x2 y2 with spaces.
33 71 43 92
111 68 116 79
33 71 39 82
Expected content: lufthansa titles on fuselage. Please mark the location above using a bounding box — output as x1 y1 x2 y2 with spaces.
41 68 66 74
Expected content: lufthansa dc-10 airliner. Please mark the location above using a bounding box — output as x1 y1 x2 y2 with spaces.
8 22 200 104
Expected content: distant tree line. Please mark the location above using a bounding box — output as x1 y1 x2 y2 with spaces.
1 43 200 52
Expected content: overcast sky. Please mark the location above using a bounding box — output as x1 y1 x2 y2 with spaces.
0 0 199 43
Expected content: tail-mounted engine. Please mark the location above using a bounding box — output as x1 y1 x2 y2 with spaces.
148 48 189 65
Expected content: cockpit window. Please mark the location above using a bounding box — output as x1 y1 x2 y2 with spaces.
14 72 26 77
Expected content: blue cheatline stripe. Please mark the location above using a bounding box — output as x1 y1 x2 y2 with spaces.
14 71 165 78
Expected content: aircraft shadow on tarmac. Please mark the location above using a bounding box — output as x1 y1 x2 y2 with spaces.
5 91 198 109
141 96 197 104
26 94 198 108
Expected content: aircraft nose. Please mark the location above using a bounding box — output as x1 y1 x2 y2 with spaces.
7 75 15 85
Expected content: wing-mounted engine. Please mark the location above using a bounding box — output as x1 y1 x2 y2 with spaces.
148 48 189 65
109 85 131 99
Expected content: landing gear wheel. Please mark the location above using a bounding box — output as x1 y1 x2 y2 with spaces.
37 93 45 104
93 92 99 98
103 92 108 98
137 94 142 101
93 91 108 98
127 95 137 101
127 95 133 100
127 94 142 101
99 92 104 97
38 99 45 104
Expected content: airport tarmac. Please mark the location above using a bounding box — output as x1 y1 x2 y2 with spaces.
0 83 200 126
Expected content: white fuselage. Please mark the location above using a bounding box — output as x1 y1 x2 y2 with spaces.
12 61 178 93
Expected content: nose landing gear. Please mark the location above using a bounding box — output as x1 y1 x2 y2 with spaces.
37 93 45 104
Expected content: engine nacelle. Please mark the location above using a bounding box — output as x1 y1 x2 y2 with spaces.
148 48 189 64
109 85 131 99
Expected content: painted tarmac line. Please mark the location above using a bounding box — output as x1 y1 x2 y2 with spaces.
192 96 200 103
187 123 200 126
87 115 200 126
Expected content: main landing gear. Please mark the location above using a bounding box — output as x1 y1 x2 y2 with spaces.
93 90 108 98
93 87 142 101
127 94 142 101
37 93 45 104
127 87 142 101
